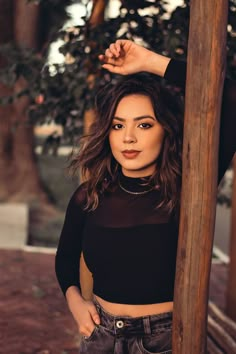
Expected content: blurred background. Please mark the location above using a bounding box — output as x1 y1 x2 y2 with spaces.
0 0 235 353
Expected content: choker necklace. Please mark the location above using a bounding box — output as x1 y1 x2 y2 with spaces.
118 179 153 195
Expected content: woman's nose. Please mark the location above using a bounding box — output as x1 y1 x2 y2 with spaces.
123 129 137 144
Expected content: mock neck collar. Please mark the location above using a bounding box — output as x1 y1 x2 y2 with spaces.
119 171 152 193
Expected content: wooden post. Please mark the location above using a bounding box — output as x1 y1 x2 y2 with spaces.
173 1 228 353
226 154 236 321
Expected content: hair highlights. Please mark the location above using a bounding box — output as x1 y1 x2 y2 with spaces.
69 74 183 213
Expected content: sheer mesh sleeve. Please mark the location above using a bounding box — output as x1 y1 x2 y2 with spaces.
164 59 236 182
55 184 87 295
164 59 186 89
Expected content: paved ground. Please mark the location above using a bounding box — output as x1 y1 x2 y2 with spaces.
0 249 80 354
0 249 228 354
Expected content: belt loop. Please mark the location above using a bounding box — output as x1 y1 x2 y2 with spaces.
143 317 151 335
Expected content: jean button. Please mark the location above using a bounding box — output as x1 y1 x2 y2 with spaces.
116 320 124 328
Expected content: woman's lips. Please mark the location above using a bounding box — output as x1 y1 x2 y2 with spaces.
122 150 140 159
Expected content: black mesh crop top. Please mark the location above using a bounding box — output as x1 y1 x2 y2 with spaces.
55 59 236 304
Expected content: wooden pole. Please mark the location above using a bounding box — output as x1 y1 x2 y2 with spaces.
226 154 236 321
173 1 228 353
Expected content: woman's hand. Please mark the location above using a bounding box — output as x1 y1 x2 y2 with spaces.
66 286 100 337
99 39 171 77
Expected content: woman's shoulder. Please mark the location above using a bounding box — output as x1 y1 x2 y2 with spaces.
67 181 88 210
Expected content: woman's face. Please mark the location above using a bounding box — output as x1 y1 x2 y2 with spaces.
109 94 165 177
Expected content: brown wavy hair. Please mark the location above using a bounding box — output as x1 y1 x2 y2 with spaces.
69 74 183 213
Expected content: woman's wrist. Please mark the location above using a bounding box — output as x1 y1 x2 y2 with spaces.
143 51 171 77
66 285 84 304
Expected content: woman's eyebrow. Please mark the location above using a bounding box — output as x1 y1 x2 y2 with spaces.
113 115 156 121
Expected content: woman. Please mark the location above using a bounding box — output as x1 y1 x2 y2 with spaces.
55 40 236 354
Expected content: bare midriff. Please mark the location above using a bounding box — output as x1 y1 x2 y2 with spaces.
94 295 173 317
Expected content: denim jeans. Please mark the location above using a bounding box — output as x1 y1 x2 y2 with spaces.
79 298 172 354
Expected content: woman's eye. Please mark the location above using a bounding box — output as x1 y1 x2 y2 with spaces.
112 124 123 130
139 123 152 129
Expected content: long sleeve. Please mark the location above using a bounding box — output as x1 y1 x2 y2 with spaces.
55 185 87 295
164 59 236 182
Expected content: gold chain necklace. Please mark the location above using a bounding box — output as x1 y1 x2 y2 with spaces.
118 180 153 195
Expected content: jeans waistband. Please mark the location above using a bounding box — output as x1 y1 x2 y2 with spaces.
93 297 173 336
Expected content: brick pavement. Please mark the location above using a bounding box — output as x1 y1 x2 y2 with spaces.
0 249 79 354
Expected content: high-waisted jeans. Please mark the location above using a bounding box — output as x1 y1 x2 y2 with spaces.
79 297 172 354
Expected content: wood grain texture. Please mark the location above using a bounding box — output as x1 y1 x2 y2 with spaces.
173 0 228 353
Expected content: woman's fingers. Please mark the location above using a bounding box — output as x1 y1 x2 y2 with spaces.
79 323 96 337
115 39 129 52
101 63 120 73
105 48 114 58
114 40 121 52
98 41 126 64
103 42 123 59
98 54 123 72
99 54 115 64
98 40 136 74
78 304 100 336
89 306 100 325
109 43 120 57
